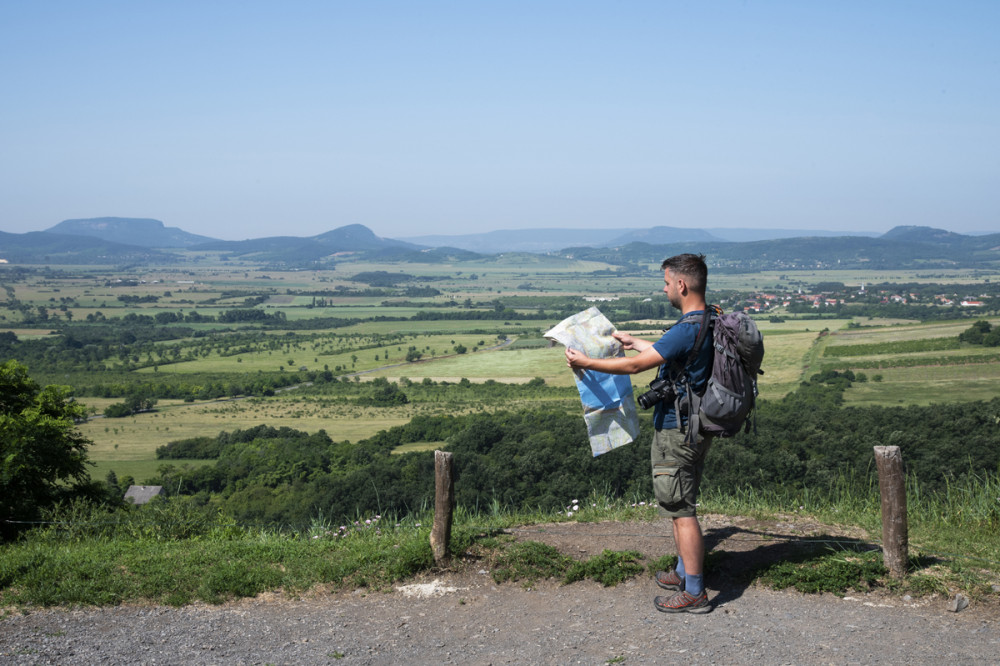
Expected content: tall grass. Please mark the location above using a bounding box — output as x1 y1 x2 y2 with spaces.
702 469 1000 594
1 473 998 608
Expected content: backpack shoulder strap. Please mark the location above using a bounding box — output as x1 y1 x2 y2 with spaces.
670 305 717 373
670 306 719 445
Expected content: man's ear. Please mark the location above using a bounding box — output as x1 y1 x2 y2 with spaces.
677 277 689 296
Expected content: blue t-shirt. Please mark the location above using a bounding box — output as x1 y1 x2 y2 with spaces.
650 310 713 430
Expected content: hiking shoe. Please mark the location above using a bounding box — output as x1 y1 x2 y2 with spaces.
654 569 685 591
654 590 712 614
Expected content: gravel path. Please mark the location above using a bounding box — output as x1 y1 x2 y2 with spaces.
2 517 997 664
2 576 997 665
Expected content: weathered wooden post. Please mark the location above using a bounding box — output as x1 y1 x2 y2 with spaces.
873 445 908 578
430 450 454 565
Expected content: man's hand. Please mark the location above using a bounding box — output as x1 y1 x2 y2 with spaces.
613 331 652 353
565 347 589 369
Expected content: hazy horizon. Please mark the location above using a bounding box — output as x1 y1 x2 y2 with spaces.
3 2 998 241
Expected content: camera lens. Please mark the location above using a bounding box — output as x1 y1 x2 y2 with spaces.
637 389 659 410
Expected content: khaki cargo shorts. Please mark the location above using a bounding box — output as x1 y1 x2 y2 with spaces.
651 428 713 519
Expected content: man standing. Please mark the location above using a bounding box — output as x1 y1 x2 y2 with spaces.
565 253 714 614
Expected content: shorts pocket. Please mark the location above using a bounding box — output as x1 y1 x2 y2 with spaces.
652 464 682 507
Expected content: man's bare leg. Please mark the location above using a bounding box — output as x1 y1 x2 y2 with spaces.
673 516 704 582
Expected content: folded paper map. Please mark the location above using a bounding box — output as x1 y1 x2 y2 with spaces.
544 307 640 456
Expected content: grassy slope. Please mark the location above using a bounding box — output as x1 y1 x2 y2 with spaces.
2 477 997 608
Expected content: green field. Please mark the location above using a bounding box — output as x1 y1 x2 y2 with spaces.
137 332 500 375
710 268 1000 289
5 262 997 483
842 363 1000 406
81 309 994 482
78 397 421 462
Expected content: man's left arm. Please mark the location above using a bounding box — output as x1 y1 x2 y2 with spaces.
566 345 664 375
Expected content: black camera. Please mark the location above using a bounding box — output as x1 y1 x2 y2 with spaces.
637 377 675 410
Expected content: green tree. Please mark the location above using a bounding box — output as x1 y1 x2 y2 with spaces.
0 360 93 534
103 393 158 418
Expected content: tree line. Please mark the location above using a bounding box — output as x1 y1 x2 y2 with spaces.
141 371 1000 526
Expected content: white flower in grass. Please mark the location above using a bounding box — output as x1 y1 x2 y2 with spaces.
566 511 574 517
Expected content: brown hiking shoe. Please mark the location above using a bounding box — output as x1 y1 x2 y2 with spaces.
654 590 712 614
654 569 685 591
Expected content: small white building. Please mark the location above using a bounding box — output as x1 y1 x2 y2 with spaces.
124 485 165 505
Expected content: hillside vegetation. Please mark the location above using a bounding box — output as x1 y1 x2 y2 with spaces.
2 247 999 607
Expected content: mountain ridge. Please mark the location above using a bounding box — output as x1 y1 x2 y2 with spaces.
2 219 998 269
399 226 883 252
46 217 219 248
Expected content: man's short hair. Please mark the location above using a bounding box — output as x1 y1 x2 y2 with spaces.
661 253 708 294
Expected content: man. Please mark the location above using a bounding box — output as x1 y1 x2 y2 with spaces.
566 253 714 614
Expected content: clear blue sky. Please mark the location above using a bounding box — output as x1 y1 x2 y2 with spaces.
2 1 998 240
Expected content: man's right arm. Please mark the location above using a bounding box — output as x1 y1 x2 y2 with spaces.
566 344 664 375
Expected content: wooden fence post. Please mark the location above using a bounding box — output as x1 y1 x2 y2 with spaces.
873 445 908 578
430 450 454 565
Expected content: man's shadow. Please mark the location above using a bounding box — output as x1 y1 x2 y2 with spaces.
699 525 897 605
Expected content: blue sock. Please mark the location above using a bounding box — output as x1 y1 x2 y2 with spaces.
686 573 704 597
675 556 685 577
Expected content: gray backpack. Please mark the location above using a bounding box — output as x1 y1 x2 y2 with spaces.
673 306 764 444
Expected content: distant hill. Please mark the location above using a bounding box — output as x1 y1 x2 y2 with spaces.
881 225 977 246
399 226 881 252
606 226 723 245
0 230 179 265
193 224 429 265
4 219 996 269
399 228 641 253
47 217 219 248
562 226 1000 271
703 227 882 242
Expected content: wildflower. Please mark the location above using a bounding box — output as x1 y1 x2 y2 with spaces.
639 501 646 506
366 519 372 525
566 511 574 517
